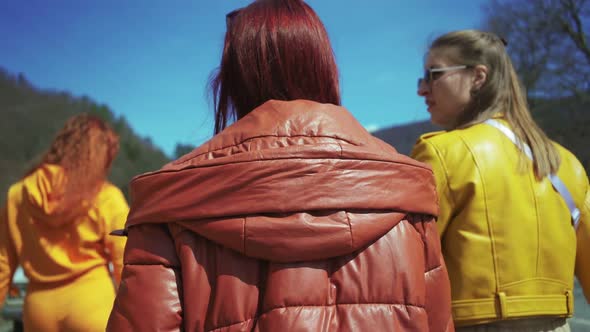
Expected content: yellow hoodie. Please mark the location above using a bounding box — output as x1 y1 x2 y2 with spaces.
0 164 128 304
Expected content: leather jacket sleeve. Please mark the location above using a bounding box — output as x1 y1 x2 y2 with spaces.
107 224 183 332
576 181 590 303
0 202 18 305
99 185 129 286
411 138 455 237
409 214 454 332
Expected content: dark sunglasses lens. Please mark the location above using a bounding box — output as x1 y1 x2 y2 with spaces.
430 70 444 82
417 70 430 88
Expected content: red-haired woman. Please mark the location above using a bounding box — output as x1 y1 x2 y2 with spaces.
107 1 453 331
0 114 129 331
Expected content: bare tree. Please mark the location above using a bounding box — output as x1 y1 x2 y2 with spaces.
483 0 590 99
559 0 590 63
483 0 590 176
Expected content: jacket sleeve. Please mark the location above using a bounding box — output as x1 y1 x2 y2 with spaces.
575 180 590 303
0 202 18 305
107 224 183 332
100 185 129 286
411 214 454 332
411 138 455 236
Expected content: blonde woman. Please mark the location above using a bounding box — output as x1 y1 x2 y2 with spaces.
412 30 589 331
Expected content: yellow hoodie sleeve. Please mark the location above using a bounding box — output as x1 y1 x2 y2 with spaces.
411 136 455 237
99 185 129 287
575 180 590 303
0 201 18 304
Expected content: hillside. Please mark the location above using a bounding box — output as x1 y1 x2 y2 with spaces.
373 99 589 173
372 120 437 155
0 68 170 203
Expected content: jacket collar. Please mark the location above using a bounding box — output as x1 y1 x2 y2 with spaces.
125 100 438 261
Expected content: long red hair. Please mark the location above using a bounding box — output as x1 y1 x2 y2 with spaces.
28 114 119 214
210 0 341 134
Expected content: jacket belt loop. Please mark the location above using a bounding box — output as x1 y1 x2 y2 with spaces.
566 290 574 315
496 292 508 319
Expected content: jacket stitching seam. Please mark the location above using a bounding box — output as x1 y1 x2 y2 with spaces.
500 277 569 289
425 139 456 209
345 211 354 249
458 134 501 293
206 317 255 332
133 156 435 181
425 264 443 274
243 216 247 255
526 159 541 276
186 134 358 162
206 303 426 332
261 302 425 314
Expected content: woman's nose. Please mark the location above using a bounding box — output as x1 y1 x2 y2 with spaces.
417 80 429 96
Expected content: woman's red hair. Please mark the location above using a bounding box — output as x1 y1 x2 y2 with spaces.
27 114 119 215
211 0 341 134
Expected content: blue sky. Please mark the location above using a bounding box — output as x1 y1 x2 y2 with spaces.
0 0 486 157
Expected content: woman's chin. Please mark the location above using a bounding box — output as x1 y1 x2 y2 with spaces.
429 115 440 125
429 116 448 129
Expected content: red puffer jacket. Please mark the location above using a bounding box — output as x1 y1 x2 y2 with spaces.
107 100 454 332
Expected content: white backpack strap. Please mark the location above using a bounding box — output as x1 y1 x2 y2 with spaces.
548 174 581 229
485 119 533 159
485 119 581 229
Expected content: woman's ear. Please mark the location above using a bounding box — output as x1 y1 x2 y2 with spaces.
472 65 488 90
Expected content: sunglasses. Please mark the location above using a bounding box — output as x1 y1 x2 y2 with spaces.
417 65 470 88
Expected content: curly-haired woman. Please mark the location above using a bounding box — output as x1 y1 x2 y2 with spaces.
0 114 129 332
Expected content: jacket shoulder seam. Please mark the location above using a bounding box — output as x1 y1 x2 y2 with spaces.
422 139 457 209
184 134 360 164
133 153 436 182
419 130 446 140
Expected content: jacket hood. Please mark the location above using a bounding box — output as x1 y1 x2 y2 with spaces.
126 100 438 262
22 164 82 227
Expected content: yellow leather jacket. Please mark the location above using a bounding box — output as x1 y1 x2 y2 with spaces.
411 120 590 327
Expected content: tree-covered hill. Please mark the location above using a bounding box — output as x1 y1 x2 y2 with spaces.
0 68 170 203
